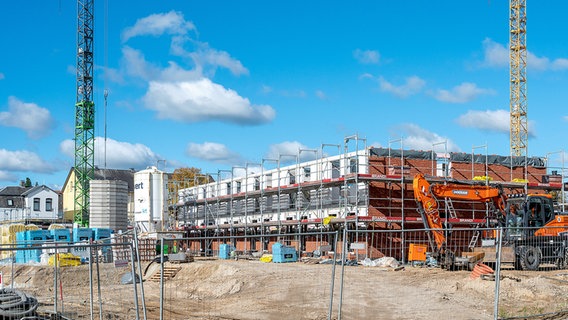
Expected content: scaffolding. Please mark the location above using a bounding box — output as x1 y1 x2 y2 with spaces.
171 135 565 261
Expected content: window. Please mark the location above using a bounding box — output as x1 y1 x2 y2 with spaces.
46 198 53 211
288 171 296 184
236 181 242 193
303 167 311 178
7 199 13 206
33 198 40 211
350 158 358 173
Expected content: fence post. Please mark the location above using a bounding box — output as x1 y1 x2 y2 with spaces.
327 230 339 320
338 226 348 320
493 227 503 320
159 238 165 320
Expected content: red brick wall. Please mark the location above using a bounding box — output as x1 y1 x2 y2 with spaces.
450 162 545 183
369 156 435 176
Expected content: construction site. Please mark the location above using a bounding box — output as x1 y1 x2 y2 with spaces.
174 138 563 261
3 0 568 319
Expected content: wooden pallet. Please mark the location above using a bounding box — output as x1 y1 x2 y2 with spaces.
148 266 182 282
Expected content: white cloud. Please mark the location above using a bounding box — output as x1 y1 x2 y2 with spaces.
481 38 508 67
266 141 319 163
142 78 275 125
482 38 568 71
564 116 568 122
0 170 17 182
0 149 55 173
354 49 380 64
396 124 461 152
456 109 509 133
121 11 195 42
0 97 55 139
433 82 495 104
315 90 327 100
60 137 162 170
358 73 374 80
190 44 249 76
456 109 535 138
379 76 426 98
121 46 162 81
0 73 4 80
186 142 241 164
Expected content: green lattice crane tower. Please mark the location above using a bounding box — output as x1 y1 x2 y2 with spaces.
74 0 95 227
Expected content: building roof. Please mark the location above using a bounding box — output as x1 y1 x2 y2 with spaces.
94 168 136 191
62 167 136 193
21 185 56 197
0 186 29 196
0 186 29 208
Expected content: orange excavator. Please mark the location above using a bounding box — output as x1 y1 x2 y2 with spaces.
413 173 507 269
413 173 568 270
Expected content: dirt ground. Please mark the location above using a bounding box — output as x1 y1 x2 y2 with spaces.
2 258 568 320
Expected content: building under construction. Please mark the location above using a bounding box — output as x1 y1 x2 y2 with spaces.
174 137 565 260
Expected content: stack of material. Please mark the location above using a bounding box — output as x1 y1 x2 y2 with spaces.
111 235 156 262
1 224 25 259
24 224 39 231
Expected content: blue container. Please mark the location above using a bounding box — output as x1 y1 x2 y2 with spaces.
15 251 27 264
27 230 49 241
27 230 49 263
26 250 42 263
16 231 27 247
92 228 112 254
73 228 92 243
272 243 298 263
50 229 71 243
15 231 29 263
92 228 112 240
219 244 233 259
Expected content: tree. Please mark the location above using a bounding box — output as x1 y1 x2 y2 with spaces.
171 167 214 190
168 167 214 205
24 177 32 187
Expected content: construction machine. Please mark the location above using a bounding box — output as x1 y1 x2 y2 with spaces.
413 173 568 270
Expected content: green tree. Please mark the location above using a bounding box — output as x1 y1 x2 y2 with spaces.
24 177 32 187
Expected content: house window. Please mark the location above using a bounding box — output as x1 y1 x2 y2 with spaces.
33 198 40 211
236 181 242 193
46 198 53 211
7 199 13 206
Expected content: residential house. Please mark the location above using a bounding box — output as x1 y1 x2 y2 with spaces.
0 185 60 223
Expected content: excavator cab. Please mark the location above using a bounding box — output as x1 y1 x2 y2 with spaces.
523 195 554 229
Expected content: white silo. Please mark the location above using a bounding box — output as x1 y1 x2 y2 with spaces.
134 166 168 232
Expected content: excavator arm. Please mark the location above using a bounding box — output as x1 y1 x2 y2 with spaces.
413 174 507 252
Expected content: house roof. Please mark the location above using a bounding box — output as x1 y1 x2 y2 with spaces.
0 186 29 196
0 186 30 208
21 185 56 196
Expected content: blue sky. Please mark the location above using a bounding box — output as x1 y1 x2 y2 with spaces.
1 1 568 189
